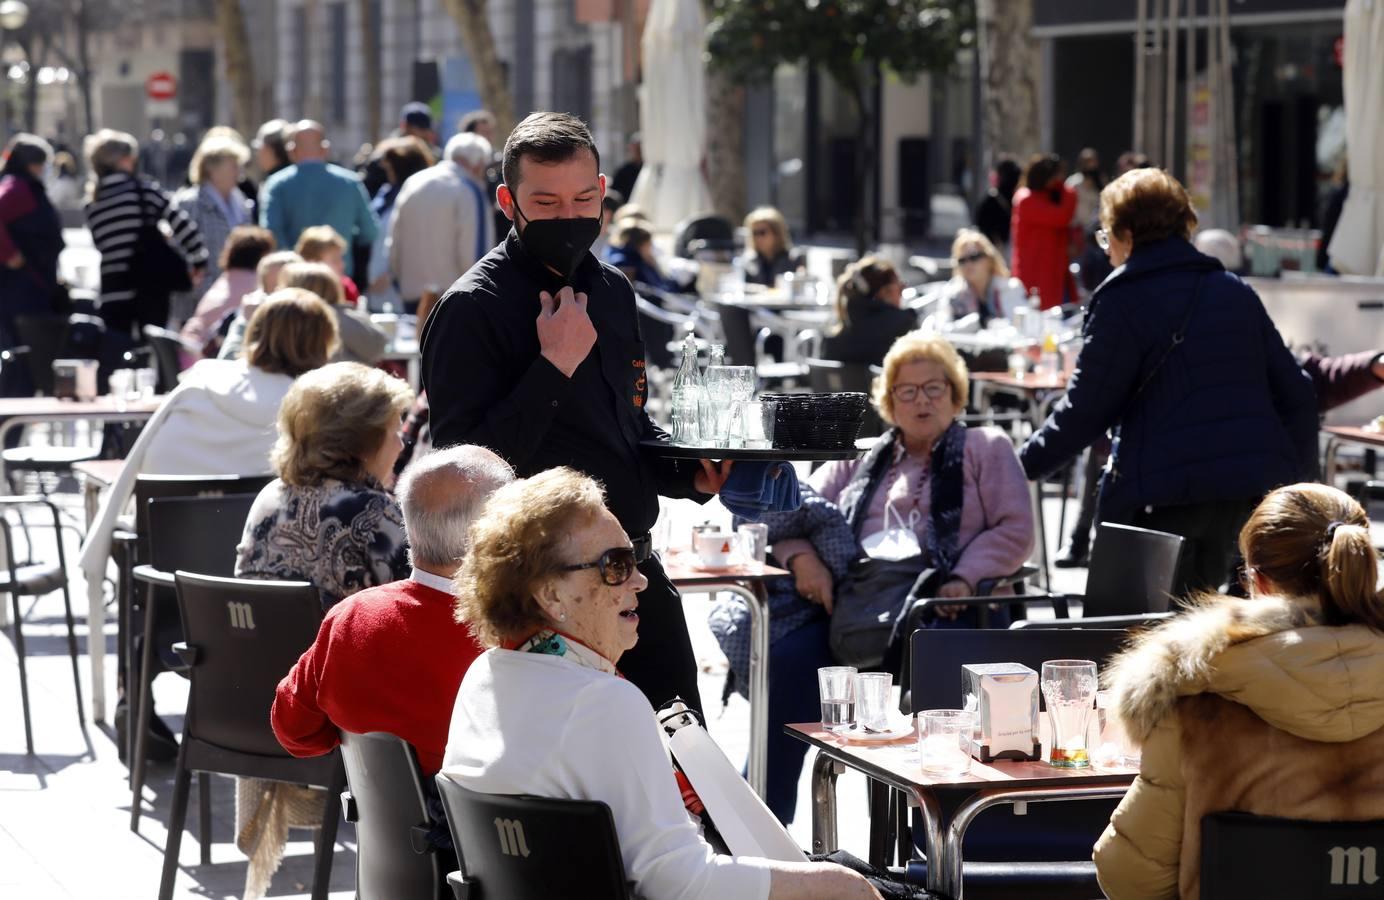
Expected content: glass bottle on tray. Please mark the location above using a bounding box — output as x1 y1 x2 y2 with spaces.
671 334 703 445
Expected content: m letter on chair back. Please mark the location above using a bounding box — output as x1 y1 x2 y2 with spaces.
1202 812 1384 898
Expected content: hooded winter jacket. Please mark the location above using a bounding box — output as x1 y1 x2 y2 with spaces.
1093 595 1384 899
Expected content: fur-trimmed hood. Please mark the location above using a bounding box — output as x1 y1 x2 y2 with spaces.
1105 594 1384 745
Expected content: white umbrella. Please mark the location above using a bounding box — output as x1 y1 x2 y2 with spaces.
1328 0 1384 275
628 0 714 231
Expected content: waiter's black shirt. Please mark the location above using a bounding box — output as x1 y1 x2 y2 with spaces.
420 230 705 536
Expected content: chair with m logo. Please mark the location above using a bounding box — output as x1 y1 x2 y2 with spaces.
1201 811 1384 898
156 572 344 900
340 731 443 900
435 775 631 899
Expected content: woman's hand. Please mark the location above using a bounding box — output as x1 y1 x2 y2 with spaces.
789 551 834 614
934 577 973 620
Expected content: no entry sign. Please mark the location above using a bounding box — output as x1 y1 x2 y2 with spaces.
145 71 177 101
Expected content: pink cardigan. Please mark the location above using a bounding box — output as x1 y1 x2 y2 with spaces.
775 426 1035 591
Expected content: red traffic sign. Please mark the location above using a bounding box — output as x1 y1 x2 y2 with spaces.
145 71 177 101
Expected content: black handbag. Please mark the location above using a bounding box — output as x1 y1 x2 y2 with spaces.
828 556 941 669
133 195 192 296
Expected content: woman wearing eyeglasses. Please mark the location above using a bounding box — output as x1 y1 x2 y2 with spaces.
820 255 919 366
710 331 1034 823
1020 167 1317 597
742 206 806 288
938 228 1026 326
442 468 886 900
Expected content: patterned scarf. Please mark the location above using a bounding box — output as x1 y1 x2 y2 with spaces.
836 421 968 579
514 629 620 677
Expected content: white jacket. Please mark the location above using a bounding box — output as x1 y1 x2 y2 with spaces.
78 359 292 601
387 161 496 300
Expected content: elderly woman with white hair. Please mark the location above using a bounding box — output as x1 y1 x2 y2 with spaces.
84 128 209 335
387 130 497 313
169 132 256 323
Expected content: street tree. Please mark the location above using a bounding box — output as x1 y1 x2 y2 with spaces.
215 0 259 137
438 0 516 139
706 0 970 253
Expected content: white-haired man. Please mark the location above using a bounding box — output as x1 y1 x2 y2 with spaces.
271 445 513 775
387 132 496 314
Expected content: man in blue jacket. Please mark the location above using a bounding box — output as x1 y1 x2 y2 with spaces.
1021 168 1317 597
259 120 378 271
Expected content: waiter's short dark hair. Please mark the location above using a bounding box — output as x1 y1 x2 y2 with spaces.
502 111 600 190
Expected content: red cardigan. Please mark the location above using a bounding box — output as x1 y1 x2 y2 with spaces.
271 577 484 774
1011 185 1077 309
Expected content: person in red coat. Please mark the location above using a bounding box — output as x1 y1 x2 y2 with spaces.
271 444 514 774
1010 154 1078 310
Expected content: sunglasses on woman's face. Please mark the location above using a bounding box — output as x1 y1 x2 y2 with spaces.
752 228 772 238
956 252 987 265
562 546 639 586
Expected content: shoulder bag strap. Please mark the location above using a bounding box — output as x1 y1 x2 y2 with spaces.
1131 271 1209 399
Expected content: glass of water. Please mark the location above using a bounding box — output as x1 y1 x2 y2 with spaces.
854 672 893 732
919 709 975 778
738 400 777 449
736 522 768 567
817 665 858 733
1041 659 1098 769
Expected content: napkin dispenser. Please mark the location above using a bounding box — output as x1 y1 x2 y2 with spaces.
963 662 1041 762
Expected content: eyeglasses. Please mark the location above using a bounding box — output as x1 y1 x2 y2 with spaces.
956 252 987 265
561 546 639 586
891 381 951 403
751 228 772 238
1095 228 1111 252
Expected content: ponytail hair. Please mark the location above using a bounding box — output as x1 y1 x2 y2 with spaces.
830 255 898 337
1239 483 1384 630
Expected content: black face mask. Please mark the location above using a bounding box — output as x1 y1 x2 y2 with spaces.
512 200 602 280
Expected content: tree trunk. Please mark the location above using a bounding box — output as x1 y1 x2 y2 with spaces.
214 0 259 137
74 0 96 136
358 0 381 143
438 0 516 138
21 34 41 133
844 76 872 257
702 67 745 223
977 0 1040 165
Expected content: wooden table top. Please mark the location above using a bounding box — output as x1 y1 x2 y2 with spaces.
786 722 1138 790
72 459 125 487
970 371 1070 393
661 550 788 585
0 395 165 417
1323 424 1384 448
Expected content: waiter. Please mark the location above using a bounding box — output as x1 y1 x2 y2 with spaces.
421 112 728 714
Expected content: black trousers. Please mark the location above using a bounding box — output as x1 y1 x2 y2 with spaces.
1132 497 1257 599
618 553 704 717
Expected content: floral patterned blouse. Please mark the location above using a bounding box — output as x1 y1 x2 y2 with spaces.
234 476 410 610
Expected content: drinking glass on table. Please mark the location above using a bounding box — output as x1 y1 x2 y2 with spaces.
919 709 975 777
854 672 893 732
736 522 768 567
818 665 858 733
1041 659 1098 768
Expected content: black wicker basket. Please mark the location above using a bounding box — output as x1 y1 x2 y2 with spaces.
763 392 869 450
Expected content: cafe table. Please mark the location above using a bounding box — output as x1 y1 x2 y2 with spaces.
1321 424 1384 485
663 551 788 800
969 371 1070 589
73 458 125 528
787 722 1136 900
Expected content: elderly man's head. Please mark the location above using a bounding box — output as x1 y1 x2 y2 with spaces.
446 132 492 179
395 446 514 573
287 120 328 162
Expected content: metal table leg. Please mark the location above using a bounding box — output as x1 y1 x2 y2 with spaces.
940 784 1130 899
1324 435 1341 485
809 750 843 853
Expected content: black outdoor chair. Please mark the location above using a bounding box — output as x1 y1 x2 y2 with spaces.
902 628 1131 899
159 572 342 900
1011 612 1173 630
1 495 84 753
1201 811 1384 899
672 214 737 260
128 492 261 833
3 315 101 491
435 775 631 900
705 298 805 386
1082 522 1186 615
340 731 443 900
115 473 273 767
141 325 186 394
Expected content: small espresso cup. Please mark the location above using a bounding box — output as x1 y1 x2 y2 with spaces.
693 530 735 568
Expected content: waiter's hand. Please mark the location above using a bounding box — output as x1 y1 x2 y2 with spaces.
693 458 733 495
538 286 596 377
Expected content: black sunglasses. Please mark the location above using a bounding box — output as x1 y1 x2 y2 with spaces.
561 546 641 586
956 252 987 265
